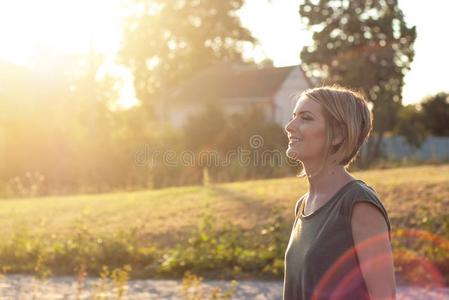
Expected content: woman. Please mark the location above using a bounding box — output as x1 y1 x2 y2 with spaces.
283 85 396 300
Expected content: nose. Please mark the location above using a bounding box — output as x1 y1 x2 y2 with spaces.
284 119 294 135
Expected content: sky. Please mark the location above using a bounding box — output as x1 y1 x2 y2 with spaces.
0 0 447 107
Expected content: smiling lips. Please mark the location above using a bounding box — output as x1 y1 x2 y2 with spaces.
288 137 302 145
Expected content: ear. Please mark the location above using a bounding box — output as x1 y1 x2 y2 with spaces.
332 125 345 146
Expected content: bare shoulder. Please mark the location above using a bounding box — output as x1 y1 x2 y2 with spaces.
351 202 396 298
351 201 389 234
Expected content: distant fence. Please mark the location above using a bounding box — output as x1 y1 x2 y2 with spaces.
360 136 449 161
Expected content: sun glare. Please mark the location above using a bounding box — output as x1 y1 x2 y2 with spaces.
0 0 125 65
0 0 140 108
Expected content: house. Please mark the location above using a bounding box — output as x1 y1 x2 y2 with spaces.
157 61 315 128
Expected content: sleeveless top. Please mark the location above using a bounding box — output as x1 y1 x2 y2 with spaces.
283 179 391 300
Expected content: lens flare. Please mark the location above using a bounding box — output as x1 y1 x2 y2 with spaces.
309 229 447 299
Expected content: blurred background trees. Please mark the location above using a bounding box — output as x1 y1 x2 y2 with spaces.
420 92 449 137
0 0 263 197
118 0 256 116
1 0 449 198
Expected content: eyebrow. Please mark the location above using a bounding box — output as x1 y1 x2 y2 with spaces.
293 110 314 117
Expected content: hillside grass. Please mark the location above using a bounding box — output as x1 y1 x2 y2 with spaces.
1 164 448 245
0 164 448 284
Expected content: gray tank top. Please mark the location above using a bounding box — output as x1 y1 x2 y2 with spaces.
283 179 391 300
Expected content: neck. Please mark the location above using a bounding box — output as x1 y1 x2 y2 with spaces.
303 160 354 197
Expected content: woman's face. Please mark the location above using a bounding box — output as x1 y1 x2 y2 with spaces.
284 96 328 162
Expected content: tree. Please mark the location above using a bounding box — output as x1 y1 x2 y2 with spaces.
299 0 416 166
0 52 123 196
119 0 256 116
420 92 449 136
393 104 427 148
182 105 294 183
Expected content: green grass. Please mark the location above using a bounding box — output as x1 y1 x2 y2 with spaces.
1 164 449 284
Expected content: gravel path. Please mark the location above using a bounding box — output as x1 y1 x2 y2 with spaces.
0 275 448 299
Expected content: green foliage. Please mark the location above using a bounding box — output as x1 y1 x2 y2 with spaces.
0 0 266 198
119 0 256 111
0 0 263 196
390 202 449 285
0 206 290 280
158 209 288 279
183 103 229 153
0 100 296 196
392 91 449 149
420 92 449 136
0 214 159 279
393 104 428 148
180 105 296 184
1 206 449 285
3 208 449 285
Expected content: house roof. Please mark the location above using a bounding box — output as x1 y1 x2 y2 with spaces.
164 62 304 104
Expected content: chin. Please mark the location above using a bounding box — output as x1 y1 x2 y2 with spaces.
286 148 301 160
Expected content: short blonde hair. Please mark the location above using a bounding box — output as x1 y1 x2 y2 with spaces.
296 85 372 176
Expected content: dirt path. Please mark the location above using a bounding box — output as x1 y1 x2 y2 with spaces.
0 275 448 299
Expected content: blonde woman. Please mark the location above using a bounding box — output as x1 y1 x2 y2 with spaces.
283 86 396 300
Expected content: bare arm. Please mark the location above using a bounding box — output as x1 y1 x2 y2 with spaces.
351 202 396 300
